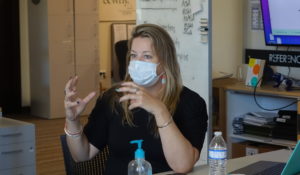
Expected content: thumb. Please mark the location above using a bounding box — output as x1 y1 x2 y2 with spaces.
82 91 96 104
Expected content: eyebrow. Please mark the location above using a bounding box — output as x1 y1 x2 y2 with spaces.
130 50 153 54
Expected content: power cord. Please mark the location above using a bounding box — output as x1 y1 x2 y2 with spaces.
253 78 298 111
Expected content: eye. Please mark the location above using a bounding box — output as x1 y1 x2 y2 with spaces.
130 53 137 59
144 55 153 60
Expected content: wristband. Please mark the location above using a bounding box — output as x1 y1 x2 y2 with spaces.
64 123 83 138
157 116 173 129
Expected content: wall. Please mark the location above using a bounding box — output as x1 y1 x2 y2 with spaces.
212 0 244 78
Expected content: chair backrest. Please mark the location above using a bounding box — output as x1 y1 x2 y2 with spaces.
60 135 109 175
114 39 128 81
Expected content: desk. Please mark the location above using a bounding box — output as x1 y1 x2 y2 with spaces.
156 149 291 175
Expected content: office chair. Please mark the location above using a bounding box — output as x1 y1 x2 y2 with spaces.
60 135 109 175
114 39 128 81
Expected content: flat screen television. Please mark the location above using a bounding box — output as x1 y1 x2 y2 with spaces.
260 0 300 46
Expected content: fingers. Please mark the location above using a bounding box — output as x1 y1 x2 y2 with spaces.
117 86 139 94
70 76 78 91
119 82 143 105
82 91 96 104
65 77 73 94
128 102 140 110
65 90 77 101
65 76 78 94
121 81 139 89
119 93 140 103
118 81 143 94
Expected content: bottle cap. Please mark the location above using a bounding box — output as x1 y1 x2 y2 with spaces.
214 131 222 136
130 139 145 159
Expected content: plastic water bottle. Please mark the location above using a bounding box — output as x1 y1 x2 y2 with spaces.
209 131 227 175
128 140 152 175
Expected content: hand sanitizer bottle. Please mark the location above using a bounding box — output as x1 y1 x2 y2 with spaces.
128 140 152 175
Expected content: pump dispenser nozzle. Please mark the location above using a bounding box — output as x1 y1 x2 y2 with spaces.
128 139 152 175
130 139 145 159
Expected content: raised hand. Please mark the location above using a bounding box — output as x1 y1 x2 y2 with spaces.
64 76 96 121
118 81 168 117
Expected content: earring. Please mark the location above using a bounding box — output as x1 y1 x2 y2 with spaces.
161 75 166 84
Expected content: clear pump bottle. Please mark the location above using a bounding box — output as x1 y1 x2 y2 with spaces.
128 140 152 175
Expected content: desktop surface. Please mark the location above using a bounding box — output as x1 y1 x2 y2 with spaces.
155 149 291 175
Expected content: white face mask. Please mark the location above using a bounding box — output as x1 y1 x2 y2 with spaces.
128 60 161 87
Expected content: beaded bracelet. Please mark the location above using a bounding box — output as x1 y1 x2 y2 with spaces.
157 116 173 129
64 123 83 138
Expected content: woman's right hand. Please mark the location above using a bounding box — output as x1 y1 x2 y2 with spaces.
64 76 96 121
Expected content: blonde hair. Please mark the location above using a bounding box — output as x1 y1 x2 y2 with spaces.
111 24 182 133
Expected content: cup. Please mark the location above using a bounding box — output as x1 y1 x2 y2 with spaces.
236 64 247 82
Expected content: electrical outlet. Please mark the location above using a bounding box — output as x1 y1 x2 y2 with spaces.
246 147 258 156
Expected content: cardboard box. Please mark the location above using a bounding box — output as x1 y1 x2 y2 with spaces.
232 141 284 158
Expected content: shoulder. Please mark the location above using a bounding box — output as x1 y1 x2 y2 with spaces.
98 85 120 103
180 86 206 105
96 86 123 113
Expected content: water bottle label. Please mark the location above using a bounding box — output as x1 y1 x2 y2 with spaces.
208 149 227 159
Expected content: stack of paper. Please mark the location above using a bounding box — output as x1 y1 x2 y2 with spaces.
243 112 277 126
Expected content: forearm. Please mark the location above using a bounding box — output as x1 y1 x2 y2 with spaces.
65 119 95 162
156 111 199 173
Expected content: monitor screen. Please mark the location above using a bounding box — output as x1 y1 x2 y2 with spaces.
260 0 300 46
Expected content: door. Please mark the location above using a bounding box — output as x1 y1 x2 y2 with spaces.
0 0 21 114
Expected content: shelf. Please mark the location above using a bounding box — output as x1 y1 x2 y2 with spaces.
225 81 300 99
230 133 297 148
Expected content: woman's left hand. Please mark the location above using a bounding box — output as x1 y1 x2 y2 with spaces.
118 82 167 116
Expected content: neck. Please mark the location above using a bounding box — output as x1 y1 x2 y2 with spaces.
144 81 163 98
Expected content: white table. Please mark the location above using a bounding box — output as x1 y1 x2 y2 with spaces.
156 149 291 175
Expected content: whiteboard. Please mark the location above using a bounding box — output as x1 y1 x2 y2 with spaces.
136 0 211 165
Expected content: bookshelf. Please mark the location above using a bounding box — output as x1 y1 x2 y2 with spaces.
213 78 300 158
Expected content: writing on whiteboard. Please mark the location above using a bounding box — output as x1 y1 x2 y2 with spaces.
177 53 189 62
161 24 176 34
182 0 194 35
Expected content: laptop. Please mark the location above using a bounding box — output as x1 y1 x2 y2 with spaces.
229 141 300 175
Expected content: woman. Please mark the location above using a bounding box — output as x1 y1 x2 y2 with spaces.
64 23 208 174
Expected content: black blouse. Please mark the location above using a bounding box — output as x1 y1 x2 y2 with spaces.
83 86 208 175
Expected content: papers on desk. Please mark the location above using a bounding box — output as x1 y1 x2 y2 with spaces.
212 71 233 80
232 112 277 135
243 112 277 126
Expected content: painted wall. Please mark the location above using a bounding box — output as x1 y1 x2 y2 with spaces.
212 0 244 78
